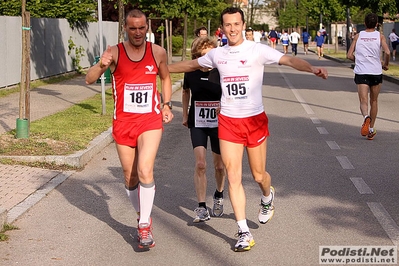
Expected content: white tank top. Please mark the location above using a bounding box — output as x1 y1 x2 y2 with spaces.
354 31 382 75
198 40 284 118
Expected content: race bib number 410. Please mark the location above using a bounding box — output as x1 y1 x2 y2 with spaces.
123 83 153 113
194 101 220 128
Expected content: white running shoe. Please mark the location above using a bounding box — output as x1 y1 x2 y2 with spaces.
258 186 275 224
234 230 255 252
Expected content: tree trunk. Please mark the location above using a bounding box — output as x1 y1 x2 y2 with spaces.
182 12 187 61
334 22 338 53
118 0 124 43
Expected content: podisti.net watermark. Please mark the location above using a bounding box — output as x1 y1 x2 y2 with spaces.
319 246 397 264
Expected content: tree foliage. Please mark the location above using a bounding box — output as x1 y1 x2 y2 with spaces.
0 0 97 25
272 0 397 32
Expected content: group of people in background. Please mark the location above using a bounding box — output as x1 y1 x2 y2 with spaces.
241 27 325 58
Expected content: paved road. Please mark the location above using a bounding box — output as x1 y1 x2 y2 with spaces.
1 48 399 265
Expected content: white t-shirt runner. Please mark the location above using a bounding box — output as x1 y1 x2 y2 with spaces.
198 40 284 118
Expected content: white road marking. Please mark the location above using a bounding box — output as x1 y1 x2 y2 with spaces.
326 140 340 150
317 127 329 134
350 177 374 194
278 68 315 115
336 156 354 169
310 117 321 124
368 202 399 247
277 65 398 250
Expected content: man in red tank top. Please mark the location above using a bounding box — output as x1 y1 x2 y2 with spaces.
86 8 173 249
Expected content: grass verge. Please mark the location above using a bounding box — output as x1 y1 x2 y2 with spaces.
0 72 184 169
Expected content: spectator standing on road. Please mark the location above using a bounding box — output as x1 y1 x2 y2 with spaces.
280 30 290 54
254 30 262 43
315 31 324 59
215 27 222 46
388 28 399 61
302 29 310 55
289 29 300 56
85 8 174 249
268 28 278 49
182 37 226 223
195 26 208 37
347 13 390 140
245 28 255 41
319 26 327 43
168 6 328 252
221 30 228 46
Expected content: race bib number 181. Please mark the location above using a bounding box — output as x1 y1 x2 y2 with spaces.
123 83 153 113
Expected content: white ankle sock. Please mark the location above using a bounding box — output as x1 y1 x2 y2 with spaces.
237 219 249 232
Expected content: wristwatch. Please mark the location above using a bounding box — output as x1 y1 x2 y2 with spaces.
163 101 172 110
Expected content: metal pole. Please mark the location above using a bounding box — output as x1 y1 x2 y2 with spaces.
98 0 106 115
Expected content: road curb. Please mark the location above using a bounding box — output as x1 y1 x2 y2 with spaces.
6 171 73 224
0 128 114 168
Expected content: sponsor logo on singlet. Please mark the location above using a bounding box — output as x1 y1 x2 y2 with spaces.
145 65 156 74
238 59 251 68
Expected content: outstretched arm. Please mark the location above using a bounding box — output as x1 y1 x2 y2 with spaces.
278 55 328 79
168 59 201 73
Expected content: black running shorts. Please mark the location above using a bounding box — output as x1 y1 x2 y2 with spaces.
354 74 382 86
189 127 220 154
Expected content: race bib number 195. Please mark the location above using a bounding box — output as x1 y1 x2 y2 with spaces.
223 76 249 104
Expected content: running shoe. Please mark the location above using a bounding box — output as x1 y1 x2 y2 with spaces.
212 197 224 217
367 129 377 140
138 220 155 248
361 116 371 136
193 207 210 223
258 186 275 224
234 231 255 252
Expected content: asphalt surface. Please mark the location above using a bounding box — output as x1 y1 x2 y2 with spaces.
1 44 399 265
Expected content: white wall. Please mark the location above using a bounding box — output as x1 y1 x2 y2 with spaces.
0 16 118 88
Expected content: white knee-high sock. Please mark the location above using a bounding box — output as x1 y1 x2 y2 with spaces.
125 184 140 214
138 182 155 225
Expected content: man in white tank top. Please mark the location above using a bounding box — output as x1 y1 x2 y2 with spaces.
347 13 390 140
168 7 328 252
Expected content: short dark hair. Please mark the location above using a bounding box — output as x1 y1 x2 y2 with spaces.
364 13 378 29
220 7 245 25
195 26 208 37
245 28 253 33
125 9 147 25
